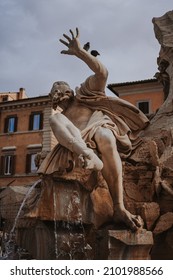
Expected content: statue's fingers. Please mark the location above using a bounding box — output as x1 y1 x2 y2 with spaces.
69 29 75 39
60 50 70 54
78 155 85 168
76 27 79 38
132 215 143 227
59 39 69 47
63 33 71 42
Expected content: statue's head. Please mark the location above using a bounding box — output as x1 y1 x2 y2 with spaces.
157 58 170 73
49 81 74 110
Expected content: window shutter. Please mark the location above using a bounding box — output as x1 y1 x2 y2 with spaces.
0 156 5 175
11 155 16 175
4 115 18 133
4 117 8 133
39 112 43 130
26 154 31 173
29 114 33 130
14 116 18 132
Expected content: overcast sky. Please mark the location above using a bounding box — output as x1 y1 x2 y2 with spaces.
0 0 172 98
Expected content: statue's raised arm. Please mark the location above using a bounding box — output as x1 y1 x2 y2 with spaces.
59 28 108 92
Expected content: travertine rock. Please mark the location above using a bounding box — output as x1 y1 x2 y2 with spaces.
153 212 173 235
123 164 155 203
166 229 173 249
144 11 173 137
25 178 94 224
136 202 160 231
0 186 28 220
96 229 153 260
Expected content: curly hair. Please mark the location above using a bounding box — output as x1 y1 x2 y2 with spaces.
50 81 71 93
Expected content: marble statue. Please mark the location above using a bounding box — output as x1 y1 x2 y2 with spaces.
38 28 149 231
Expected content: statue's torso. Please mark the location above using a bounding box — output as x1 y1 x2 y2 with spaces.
63 99 93 131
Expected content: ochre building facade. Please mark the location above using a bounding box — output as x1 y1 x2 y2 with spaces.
107 79 164 117
0 89 56 187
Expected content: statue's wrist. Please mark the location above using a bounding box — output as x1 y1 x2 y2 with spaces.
113 203 125 210
76 48 89 58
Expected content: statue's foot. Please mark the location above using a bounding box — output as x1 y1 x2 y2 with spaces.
78 150 103 171
113 207 144 231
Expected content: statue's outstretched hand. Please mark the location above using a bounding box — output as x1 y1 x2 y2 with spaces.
59 28 82 55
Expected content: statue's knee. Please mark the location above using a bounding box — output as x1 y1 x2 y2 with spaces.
95 127 115 148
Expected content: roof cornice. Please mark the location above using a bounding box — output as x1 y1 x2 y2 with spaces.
107 78 158 88
0 95 50 110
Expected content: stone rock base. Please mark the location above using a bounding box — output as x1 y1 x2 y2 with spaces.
96 229 153 260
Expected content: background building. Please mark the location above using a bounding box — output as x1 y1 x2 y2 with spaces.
0 90 56 187
107 78 164 117
0 88 28 102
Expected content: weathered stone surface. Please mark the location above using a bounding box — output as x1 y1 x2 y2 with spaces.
138 12 173 260
0 186 28 220
151 230 173 260
166 229 173 250
158 193 173 213
152 11 173 48
90 187 113 228
25 178 94 224
96 229 153 260
123 164 155 204
16 220 95 260
129 141 152 164
153 212 173 235
136 202 160 231
23 177 113 229
144 11 173 137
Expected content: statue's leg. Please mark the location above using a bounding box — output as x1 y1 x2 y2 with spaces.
94 127 142 231
49 113 103 170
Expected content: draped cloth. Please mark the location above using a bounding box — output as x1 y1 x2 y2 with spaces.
38 76 149 177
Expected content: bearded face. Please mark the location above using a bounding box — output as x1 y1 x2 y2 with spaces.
49 84 74 110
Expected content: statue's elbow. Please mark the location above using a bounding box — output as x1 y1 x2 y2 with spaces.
105 68 109 79
100 67 108 80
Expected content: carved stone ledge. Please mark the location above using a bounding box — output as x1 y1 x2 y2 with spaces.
96 229 153 260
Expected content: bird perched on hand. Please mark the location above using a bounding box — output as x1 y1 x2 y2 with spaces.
83 42 100 57
83 42 90 51
90 50 100 57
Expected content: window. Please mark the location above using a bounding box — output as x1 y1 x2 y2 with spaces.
137 101 150 115
30 154 37 173
26 153 38 173
0 155 16 176
2 95 8 102
4 155 12 175
29 112 43 131
4 115 18 133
